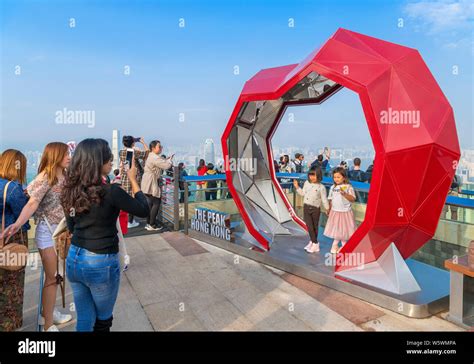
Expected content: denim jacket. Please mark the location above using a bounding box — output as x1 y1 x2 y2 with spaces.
0 177 30 231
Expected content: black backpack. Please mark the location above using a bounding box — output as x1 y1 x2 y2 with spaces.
451 175 460 189
349 169 367 182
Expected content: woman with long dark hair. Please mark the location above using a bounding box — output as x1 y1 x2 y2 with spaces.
61 138 149 331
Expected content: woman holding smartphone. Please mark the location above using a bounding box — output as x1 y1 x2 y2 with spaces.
119 136 149 229
61 138 149 332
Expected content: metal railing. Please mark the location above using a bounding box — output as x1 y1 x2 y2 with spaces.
159 166 180 231
181 172 474 210
154 169 474 230
182 176 230 234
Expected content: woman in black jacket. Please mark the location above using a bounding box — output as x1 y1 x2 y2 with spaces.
61 138 149 332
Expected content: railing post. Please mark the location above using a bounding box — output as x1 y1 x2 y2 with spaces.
184 181 189 235
293 177 297 208
173 166 180 231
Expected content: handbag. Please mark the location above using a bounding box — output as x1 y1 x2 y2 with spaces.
43 216 71 308
51 218 71 260
0 181 29 271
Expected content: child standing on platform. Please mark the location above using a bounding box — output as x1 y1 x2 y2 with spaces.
293 167 329 253
324 167 357 254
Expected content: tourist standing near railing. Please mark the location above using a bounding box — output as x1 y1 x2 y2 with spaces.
0 150 30 331
196 159 207 202
141 140 172 231
324 167 357 254
292 153 305 173
2 143 73 331
310 147 331 176
279 155 292 191
348 158 368 202
366 160 374 183
119 136 149 229
204 163 218 201
293 167 329 254
61 139 149 332
442 174 462 221
178 163 189 203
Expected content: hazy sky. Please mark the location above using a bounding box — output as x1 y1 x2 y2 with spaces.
1 0 473 153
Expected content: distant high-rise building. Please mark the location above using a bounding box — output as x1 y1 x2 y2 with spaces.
112 129 121 170
204 138 215 165
194 156 200 172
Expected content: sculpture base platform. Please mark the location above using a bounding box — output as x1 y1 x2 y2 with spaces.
188 229 449 318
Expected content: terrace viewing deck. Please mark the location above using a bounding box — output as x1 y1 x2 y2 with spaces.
20 173 473 331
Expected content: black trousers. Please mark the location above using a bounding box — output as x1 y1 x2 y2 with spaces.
179 190 191 203
205 191 217 200
145 194 162 226
303 204 321 243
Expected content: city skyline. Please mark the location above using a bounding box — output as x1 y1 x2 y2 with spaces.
22 128 474 183
1 0 472 154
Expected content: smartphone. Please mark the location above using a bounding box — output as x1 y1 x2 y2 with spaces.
125 148 134 168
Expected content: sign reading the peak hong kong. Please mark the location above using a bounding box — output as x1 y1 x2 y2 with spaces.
191 208 234 242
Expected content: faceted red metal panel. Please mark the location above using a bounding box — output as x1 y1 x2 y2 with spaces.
221 28 461 272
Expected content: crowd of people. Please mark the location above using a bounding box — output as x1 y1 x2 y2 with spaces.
0 139 460 333
0 139 374 332
274 147 374 183
0 135 236 332
0 135 178 332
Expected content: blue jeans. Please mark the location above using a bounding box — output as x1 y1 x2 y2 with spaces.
66 244 120 332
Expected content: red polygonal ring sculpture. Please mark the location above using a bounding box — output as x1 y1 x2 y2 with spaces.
221 28 461 273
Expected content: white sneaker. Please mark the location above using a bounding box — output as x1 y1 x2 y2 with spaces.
53 308 72 324
330 243 339 254
128 221 139 229
144 224 152 231
148 225 163 231
40 308 73 325
43 324 59 332
306 242 320 253
122 254 130 272
304 241 313 251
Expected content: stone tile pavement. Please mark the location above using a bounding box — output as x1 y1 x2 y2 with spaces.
19 232 464 332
